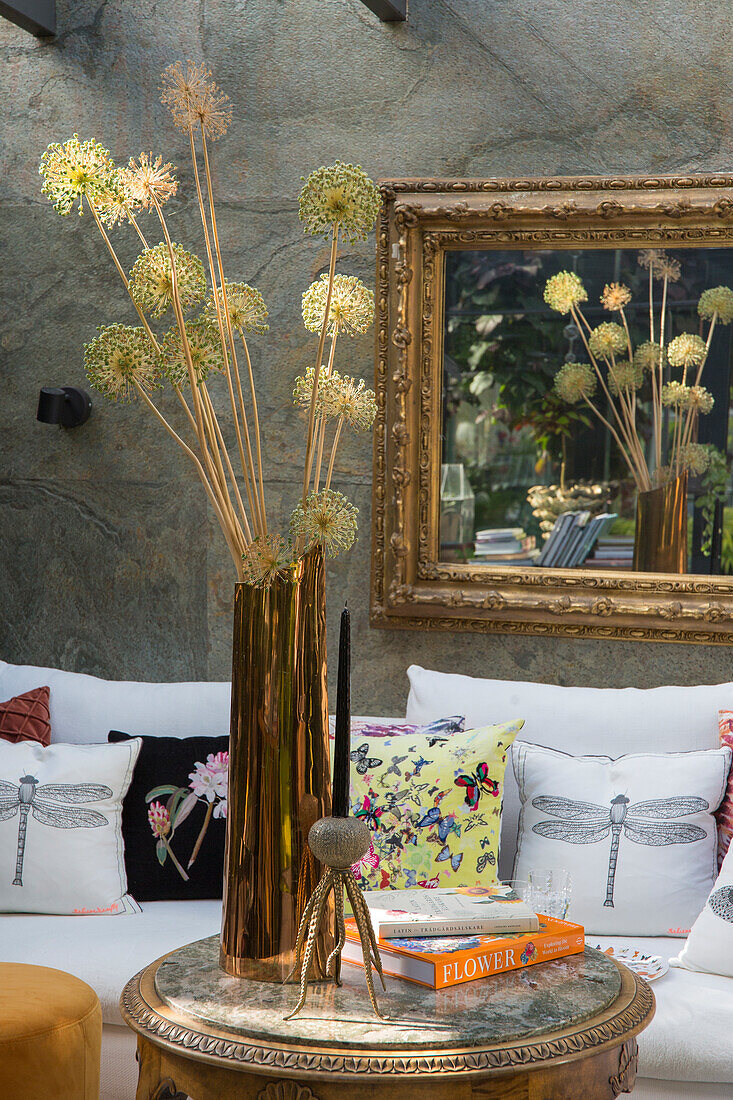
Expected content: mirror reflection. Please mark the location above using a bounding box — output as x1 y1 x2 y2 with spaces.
441 247 733 575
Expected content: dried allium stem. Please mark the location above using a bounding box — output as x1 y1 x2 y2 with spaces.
200 126 265 537
188 125 261 540
302 229 339 502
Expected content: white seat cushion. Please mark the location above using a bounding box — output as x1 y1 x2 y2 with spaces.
592 936 733 1084
0 899 221 1024
0 661 231 744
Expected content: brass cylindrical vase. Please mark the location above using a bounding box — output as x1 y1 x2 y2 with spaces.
633 472 688 574
220 546 334 981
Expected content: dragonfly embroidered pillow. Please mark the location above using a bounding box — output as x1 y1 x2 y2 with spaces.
0 738 141 914
349 719 523 893
512 743 732 936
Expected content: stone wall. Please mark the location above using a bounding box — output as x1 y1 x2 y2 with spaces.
2 0 733 714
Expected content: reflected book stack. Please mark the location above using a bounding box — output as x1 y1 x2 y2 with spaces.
343 915 585 989
473 528 539 565
584 536 635 569
537 512 618 569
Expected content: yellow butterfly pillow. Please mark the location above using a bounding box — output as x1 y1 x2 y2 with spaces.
348 720 523 891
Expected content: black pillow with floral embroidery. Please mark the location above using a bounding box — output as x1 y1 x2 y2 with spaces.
108 731 228 901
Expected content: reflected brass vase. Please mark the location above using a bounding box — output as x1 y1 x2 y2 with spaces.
220 546 334 981
633 472 688 574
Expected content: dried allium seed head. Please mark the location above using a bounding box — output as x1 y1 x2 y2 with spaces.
84 324 160 402
543 271 588 314
634 341 664 372
241 535 294 588
601 283 632 312
680 442 712 476
293 365 334 410
588 321 627 359
121 153 178 210
698 285 733 325
554 362 597 404
667 333 707 370
290 489 358 556
161 317 224 386
95 170 139 228
39 135 117 216
205 281 269 334
129 242 206 319
661 380 690 407
302 274 375 336
299 162 381 244
686 385 714 414
638 249 681 282
608 359 643 396
320 373 377 430
160 60 233 140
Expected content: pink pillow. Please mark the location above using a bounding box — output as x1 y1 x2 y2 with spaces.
716 711 733 867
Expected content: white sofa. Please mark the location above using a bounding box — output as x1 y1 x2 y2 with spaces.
1 659 732 1100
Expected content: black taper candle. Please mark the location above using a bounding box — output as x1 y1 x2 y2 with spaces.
332 603 351 817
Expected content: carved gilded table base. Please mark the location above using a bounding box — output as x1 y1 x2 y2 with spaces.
122 938 653 1100
135 1035 639 1100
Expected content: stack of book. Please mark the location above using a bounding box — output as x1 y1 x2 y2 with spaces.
344 887 584 990
473 528 539 565
536 511 618 569
584 535 635 569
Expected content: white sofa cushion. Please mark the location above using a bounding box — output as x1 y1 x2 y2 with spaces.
0 899 221 1024
0 661 231 744
672 840 733 977
512 743 729 935
595 936 733 1085
406 666 729 878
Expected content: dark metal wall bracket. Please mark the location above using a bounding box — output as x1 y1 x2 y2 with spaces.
0 0 56 36
358 0 406 21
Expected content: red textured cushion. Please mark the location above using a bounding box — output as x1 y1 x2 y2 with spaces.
0 686 51 746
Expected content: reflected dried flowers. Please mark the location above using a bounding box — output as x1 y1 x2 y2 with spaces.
601 283 632 311
543 271 588 314
588 322 627 358
553 362 596 404
667 333 707 370
608 360 643 395
698 286 733 324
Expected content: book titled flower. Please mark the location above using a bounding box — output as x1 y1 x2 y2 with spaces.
343 915 585 989
360 885 540 938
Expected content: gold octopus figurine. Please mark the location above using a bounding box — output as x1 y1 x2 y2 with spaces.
284 815 389 1020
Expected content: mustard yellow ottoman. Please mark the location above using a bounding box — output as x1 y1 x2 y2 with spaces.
0 962 101 1099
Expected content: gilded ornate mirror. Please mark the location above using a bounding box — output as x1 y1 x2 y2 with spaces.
371 176 733 642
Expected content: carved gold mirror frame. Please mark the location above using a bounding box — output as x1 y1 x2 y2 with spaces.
371 174 733 643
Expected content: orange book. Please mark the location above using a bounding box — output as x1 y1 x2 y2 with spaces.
342 915 585 989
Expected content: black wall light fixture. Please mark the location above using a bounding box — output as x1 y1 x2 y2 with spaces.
0 0 55 35
37 387 92 429
357 0 406 21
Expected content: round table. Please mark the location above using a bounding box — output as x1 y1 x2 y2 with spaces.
121 936 654 1100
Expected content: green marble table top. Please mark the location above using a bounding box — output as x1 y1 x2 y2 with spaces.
154 937 622 1051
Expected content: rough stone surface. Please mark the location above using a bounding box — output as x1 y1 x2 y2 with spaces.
154 935 621 1045
3 0 733 712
